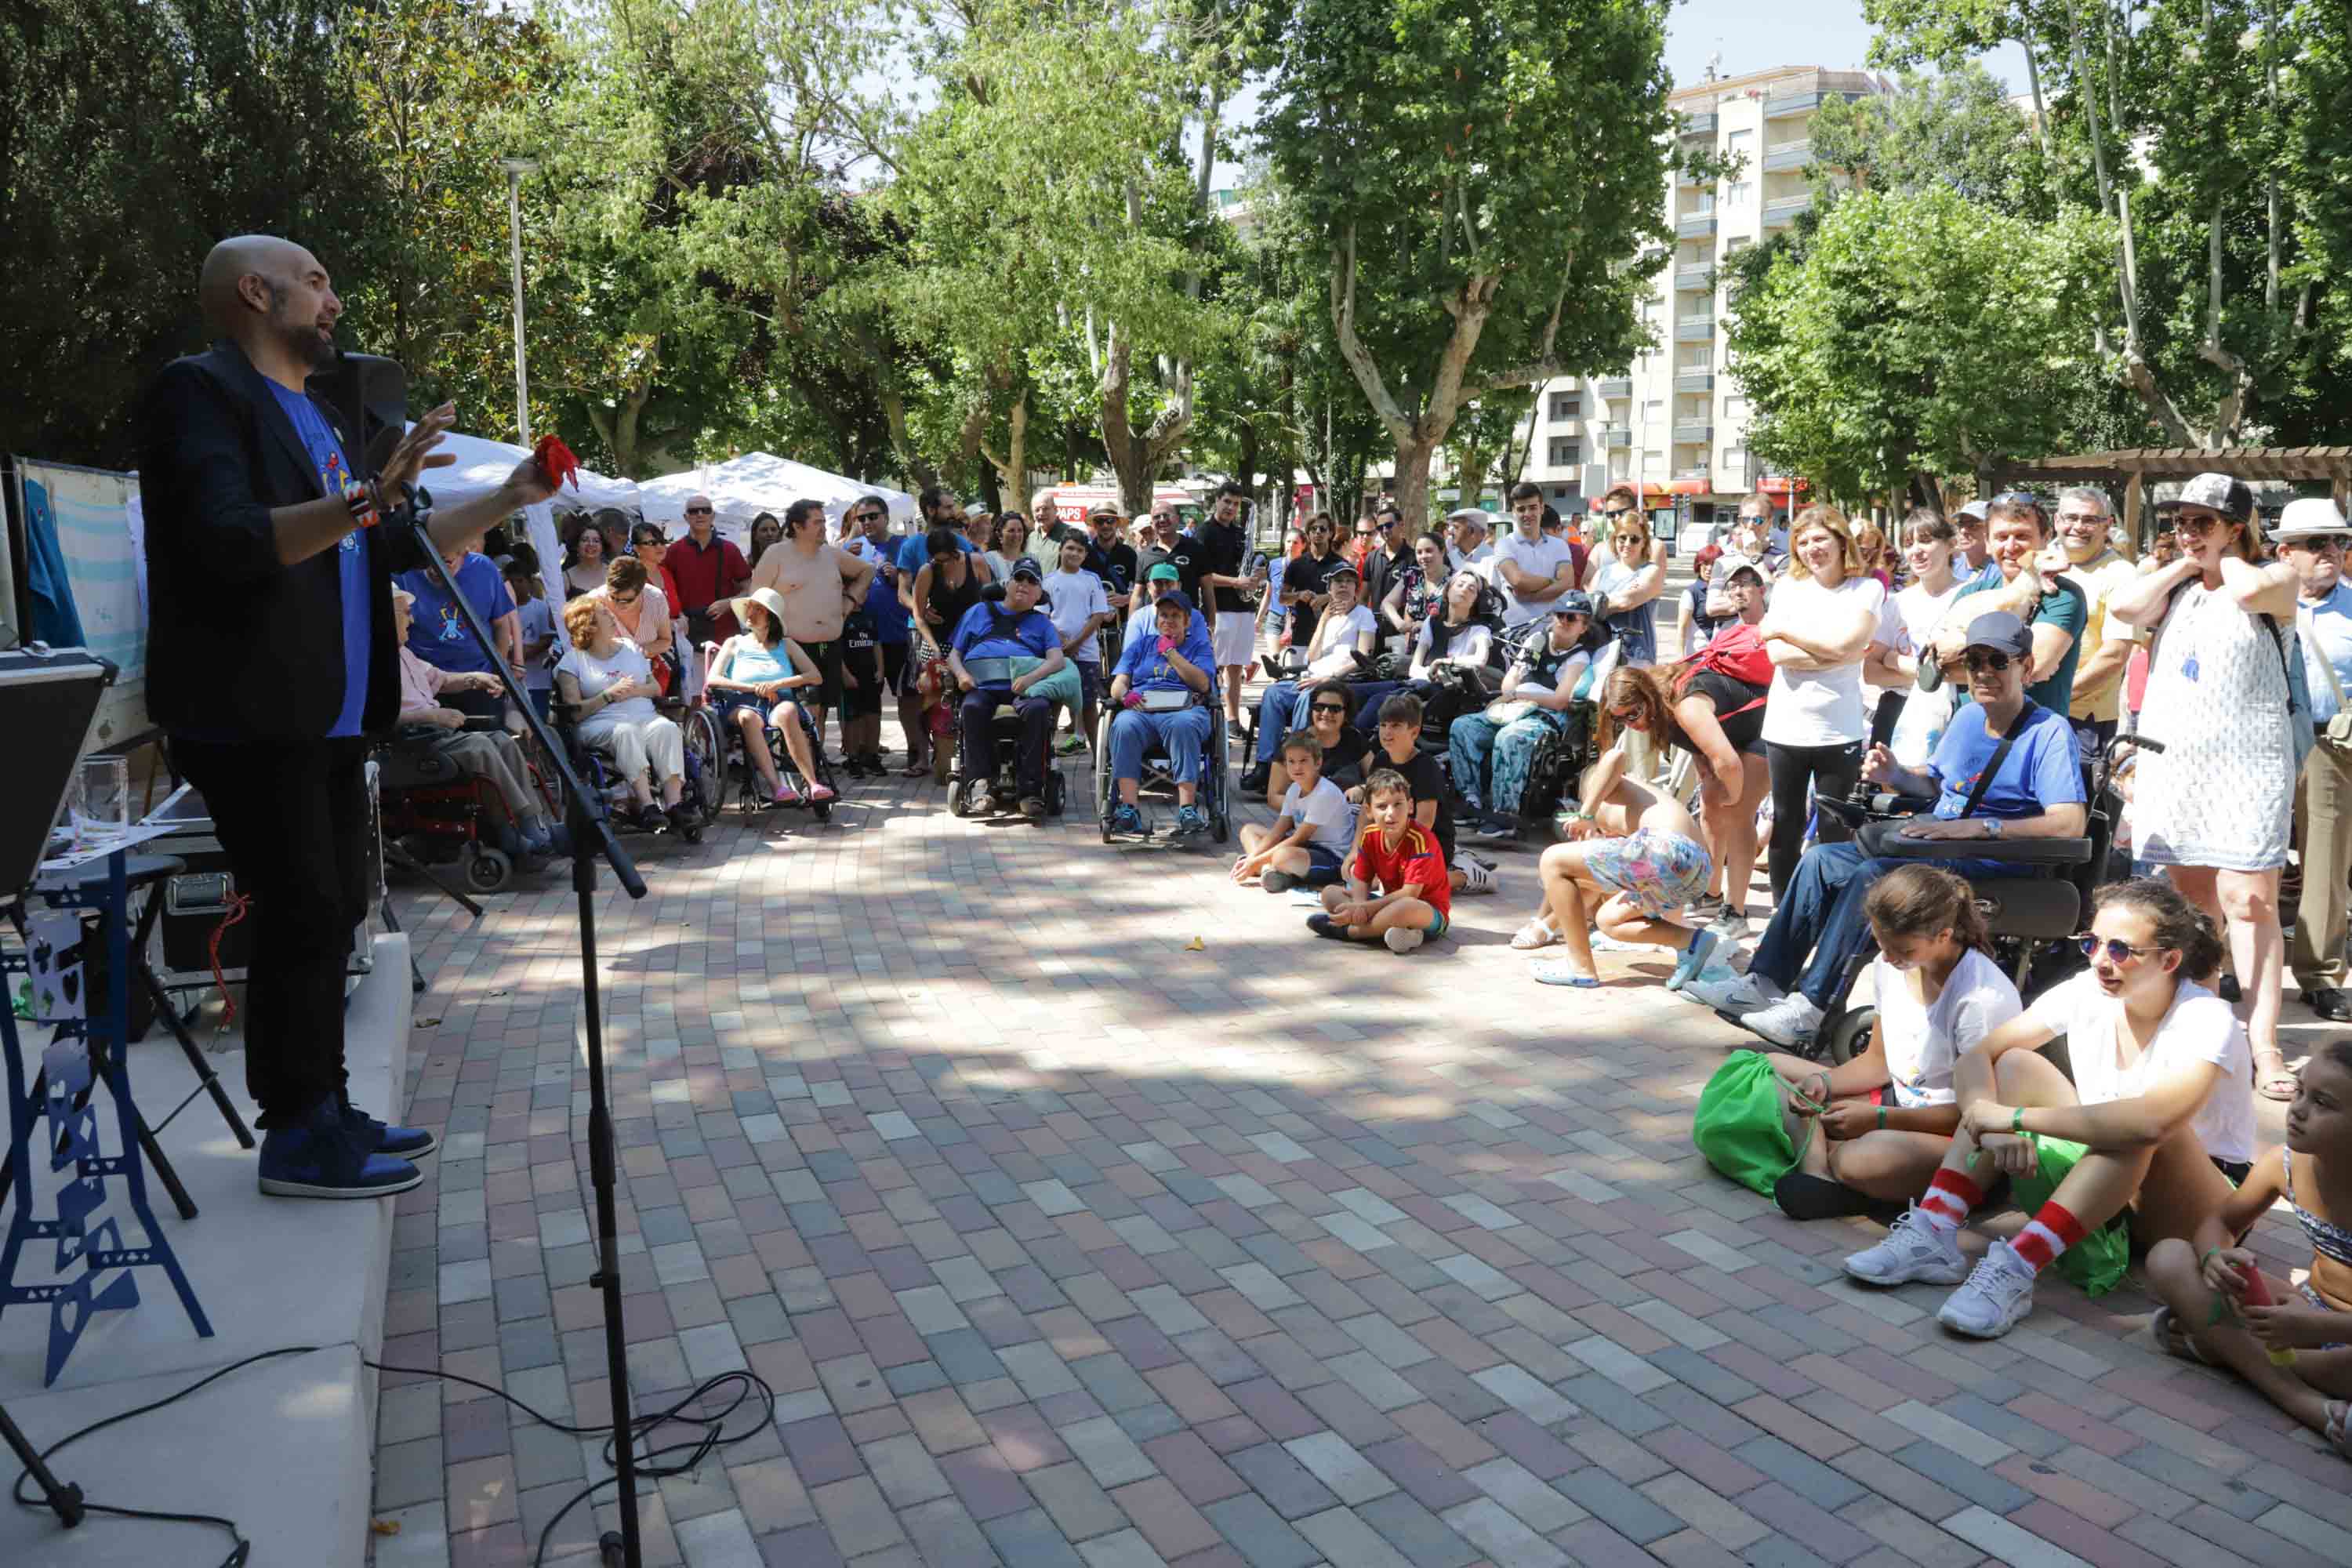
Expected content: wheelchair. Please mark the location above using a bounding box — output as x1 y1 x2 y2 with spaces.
945 660 1069 820
1766 732 2155 1065
550 697 724 840
715 695 841 822
376 719 535 893
1094 692 1230 844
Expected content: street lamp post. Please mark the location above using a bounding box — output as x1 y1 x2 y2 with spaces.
499 157 539 446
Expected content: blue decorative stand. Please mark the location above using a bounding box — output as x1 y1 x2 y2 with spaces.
0 849 211 1385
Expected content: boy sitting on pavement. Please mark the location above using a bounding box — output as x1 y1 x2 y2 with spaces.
1527 742 1714 989
1233 731 1357 893
1309 768 1453 953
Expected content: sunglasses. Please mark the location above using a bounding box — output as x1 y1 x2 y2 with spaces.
1311 702 1348 715
2175 515 2223 538
612 591 641 607
1963 650 2013 674
2074 934 2157 965
1598 506 1634 521
1993 491 2041 510
1608 707 1643 726
685 506 713 516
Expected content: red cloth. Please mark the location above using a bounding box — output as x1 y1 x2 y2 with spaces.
667 532 750 638
1349 821 1452 916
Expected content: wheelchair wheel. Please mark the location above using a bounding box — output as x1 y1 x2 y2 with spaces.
1045 770 1066 817
463 844 514 894
1820 1004 1875 1066
682 706 726 826
1094 710 1116 844
949 779 970 817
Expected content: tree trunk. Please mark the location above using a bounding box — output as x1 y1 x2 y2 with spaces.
1390 438 1442 529
980 388 1029 521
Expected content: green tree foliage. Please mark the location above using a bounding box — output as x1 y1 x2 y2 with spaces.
1726 186 2111 505
1261 0 1685 522
1808 64 2046 219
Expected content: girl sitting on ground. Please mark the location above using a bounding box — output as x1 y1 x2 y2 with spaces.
1523 743 1712 989
2143 1041 2352 1461
1844 877 2256 1340
1763 866 2020 1221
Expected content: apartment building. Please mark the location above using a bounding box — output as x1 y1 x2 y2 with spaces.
1514 64 1885 530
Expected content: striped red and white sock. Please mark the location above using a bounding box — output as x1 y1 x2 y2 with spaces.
2009 1200 2087 1274
1917 1168 1984 1237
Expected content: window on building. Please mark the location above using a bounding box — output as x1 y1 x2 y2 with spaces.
1723 396 1748 420
1548 440 1581 468
1724 180 1753 208
1645 399 1665 423
1725 235 1752 256
1548 392 1581 421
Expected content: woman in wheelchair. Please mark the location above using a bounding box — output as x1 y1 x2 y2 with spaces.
1762 866 2019 1221
1107 591 1216 837
1446 594 1595 839
1844 879 2255 1341
392 585 561 868
554 594 695 837
706 585 834 807
1403 570 1502 736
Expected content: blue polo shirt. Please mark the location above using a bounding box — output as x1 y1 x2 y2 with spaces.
2300 583 2352 724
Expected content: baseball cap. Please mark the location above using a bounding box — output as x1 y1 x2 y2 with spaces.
1962 610 2031 659
1719 555 1766 585
1008 560 1043 584
2275 496 2352 542
1553 590 1596 619
2177 472 2255 522
1146 562 1181 583
1957 500 1990 522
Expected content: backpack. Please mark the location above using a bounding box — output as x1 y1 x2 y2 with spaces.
1672 620 1775 713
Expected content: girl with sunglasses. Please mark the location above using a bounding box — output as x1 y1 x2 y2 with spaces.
2144 1038 2352 1461
2107 473 2304 1101
1844 878 2255 1341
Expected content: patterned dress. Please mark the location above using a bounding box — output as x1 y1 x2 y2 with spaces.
2136 581 2293 872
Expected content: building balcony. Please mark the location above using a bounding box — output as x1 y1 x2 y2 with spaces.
1762 139 1814 173
1673 264 1713 292
1675 212 1718 240
1762 193 1813 228
1679 111 1717 140
1674 315 1716 342
1674 422 1714 444
1674 467 1711 483
1674 372 1715 394
1599 428 1632 449
1762 90 1820 119
1595 377 1632 400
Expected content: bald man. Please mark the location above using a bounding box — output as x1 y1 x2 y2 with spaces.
667 489 751 644
140 234 554 1201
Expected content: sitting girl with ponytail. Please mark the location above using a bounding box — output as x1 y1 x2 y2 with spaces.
1843 877 2256 1341
1765 865 2021 1221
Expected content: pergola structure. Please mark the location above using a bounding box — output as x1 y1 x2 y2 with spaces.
1983 446 2352 553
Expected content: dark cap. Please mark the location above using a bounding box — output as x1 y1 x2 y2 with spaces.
1153 589 1196 617
1552 589 1595 619
1007 560 1043 584
1146 561 1181 584
2177 472 2254 522
1962 610 2031 659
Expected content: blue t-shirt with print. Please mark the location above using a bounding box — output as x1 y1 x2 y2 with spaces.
396 553 516 676
264 381 369 737
1927 699 2084 820
1114 615 1216 692
949 602 1059 684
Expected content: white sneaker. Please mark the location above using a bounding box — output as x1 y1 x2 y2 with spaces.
1744 994 1824 1048
1459 858 1497 896
1843 1205 1969 1287
1936 1240 2037 1338
1685 971 1780 1012
1383 927 1425 954
1588 929 1642 953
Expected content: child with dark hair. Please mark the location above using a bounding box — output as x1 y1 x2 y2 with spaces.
1309 769 1451 953
1351 691 1495 896
1846 877 2256 1340
1764 866 2021 1221
2144 1039 2352 1460
1232 731 1356 893
503 558 561 721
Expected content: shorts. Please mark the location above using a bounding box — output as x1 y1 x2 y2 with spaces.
1213 611 1258 668
1303 842 1345 886
710 688 789 727
838 650 884 720
1425 910 1450 940
799 637 844 707
881 641 909 692
1073 661 1102 705
1584 828 1712 918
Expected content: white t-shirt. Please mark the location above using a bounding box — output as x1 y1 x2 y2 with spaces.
1412 620 1494 675
1279 776 1357 853
1308 604 1378 679
1879 579 1966 764
1040 569 1112 662
2025 972 2257 1163
557 639 659 724
1759 574 1887 747
1489 534 1578 627
1870 948 2020 1109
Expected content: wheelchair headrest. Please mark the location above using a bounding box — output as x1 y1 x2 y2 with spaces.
980 580 1007 604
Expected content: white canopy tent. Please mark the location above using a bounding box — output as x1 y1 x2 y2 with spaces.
638 452 918 543
413 428 642 606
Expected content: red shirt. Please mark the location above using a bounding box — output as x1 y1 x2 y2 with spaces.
1348 821 1451 916
666 531 750 638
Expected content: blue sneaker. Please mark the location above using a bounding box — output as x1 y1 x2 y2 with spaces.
1668 928 1719 993
1109 804 1145 837
341 1095 437 1160
258 1099 423 1200
1174 804 1207 836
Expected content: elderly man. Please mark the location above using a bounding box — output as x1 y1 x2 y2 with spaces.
1692 612 2088 1049
1446 508 1494 573
1135 503 1181 598
750 496 876 754
668 492 750 644
2053 486 2140 752
948 561 1065 818
1954 499 1993 575
2282 499 2352 1022
140 234 552 1197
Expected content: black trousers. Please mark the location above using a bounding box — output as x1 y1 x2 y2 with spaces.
1763 739 1864 900
172 735 369 1126
958 688 1053 797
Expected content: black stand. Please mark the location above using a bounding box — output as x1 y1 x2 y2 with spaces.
398 499 648 1567
0 1397 84 1528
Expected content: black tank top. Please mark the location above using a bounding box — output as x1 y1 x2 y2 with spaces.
927 557 982 642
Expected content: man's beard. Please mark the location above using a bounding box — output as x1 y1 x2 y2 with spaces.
273 299 337 369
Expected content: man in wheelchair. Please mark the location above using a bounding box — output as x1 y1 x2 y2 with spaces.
1106 590 1218 837
390 585 561 868
948 560 1066 819
1690 611 2086 1050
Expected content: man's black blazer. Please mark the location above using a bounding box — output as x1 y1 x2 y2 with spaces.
137 343 427 740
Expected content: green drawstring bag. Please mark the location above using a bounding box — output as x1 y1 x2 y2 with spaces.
1693 1051 1815 1196
1007 653 1083 711
2008 1135 2130 1297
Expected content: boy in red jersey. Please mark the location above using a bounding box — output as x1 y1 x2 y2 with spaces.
1309 768 1452 953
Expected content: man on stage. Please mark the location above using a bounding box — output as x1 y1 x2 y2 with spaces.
139 234 555 1199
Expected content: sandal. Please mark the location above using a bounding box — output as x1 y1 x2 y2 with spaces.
2253 1047 2299 1102
1511 916 1559 951
2151 1304 2216 1366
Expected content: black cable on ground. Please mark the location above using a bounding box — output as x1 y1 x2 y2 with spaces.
8 1344 775 1568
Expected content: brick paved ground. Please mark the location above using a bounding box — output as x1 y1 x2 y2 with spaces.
366 742 2350 1568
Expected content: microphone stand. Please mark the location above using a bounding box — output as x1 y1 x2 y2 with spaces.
398 495 648 1568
